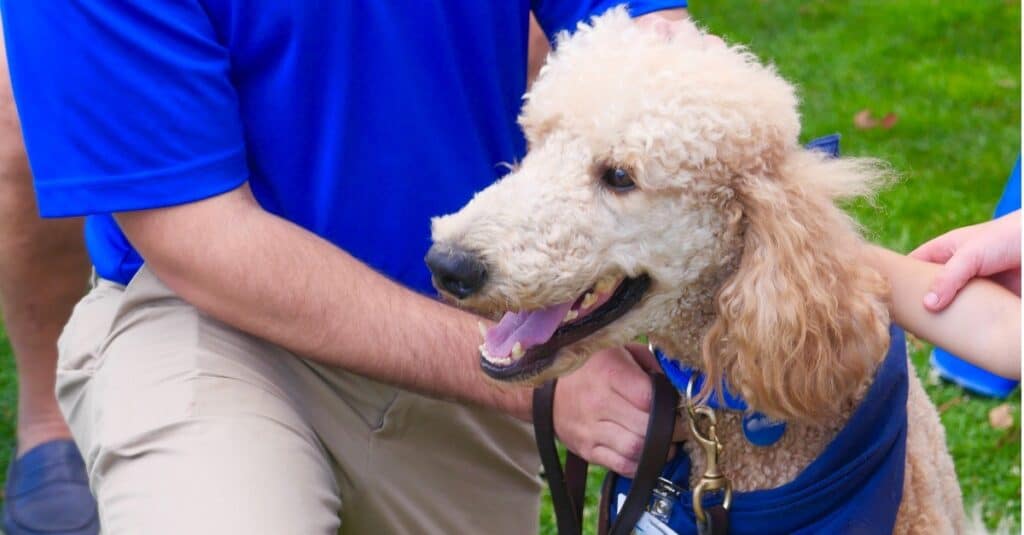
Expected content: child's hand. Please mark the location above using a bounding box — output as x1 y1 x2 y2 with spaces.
911 210 1021 311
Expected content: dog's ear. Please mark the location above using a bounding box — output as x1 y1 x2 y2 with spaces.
702 150 892 423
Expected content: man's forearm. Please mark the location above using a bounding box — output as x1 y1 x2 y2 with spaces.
116 185 532 418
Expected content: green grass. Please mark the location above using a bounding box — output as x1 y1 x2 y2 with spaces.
541 0 1021 532
0 328 15 490
0 1 1017 532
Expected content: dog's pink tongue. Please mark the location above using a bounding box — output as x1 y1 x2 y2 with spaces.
484 301 575 358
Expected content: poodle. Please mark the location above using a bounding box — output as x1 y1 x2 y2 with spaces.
427 8 964 534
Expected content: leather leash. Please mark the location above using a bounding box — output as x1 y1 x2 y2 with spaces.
533 373 680 535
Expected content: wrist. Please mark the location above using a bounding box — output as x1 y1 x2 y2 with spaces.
497 381 536 422
448 310 535 421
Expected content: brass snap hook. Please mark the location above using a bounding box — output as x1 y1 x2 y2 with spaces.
685 375 733 525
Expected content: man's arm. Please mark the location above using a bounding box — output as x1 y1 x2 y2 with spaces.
117 184 531 416
118 184 662 475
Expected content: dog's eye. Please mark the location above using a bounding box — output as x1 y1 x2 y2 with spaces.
600 167 635 192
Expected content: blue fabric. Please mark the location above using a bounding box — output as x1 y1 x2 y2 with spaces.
655 348 749 411
994 156 1021 217
609 326 909 534
656 350 787 447
1 0 685 290
803 133 841 158
2 440 98 535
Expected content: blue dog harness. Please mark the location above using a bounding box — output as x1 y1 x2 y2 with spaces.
608 325 910 534
655 351 788 447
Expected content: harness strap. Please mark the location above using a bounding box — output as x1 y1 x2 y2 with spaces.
533 381 585 534
699 505 731 535
534 373 682 535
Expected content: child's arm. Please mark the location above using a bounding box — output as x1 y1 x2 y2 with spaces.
867 244 1021 380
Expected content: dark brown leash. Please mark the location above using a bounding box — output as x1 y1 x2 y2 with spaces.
533 373 680 535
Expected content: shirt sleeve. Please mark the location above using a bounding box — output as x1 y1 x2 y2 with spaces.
0 1 248 217
531 0 689 42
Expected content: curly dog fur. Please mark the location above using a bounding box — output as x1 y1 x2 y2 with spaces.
431 8 964 533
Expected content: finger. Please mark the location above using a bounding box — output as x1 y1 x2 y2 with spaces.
598 396 650 437
910 235 957 263
594 421 646 463
590 445 638 478
925 250 981 311
609 364 655 413
624 342 660 373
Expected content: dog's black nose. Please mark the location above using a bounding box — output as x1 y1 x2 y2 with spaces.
425 244 488 299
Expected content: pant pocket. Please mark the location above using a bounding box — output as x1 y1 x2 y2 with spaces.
55 281 124 464
304 361 405 431
56 281 122 374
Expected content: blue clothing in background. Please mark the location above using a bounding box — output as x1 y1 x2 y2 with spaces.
994 156 1021 218
0 1 685 291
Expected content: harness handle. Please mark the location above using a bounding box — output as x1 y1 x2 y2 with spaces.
533 372 680 535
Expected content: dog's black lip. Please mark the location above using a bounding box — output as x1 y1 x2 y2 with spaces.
481 274 651 381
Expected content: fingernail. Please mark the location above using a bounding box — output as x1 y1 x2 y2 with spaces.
924 292 939 308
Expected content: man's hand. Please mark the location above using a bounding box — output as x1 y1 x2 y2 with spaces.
552 344 679 477
634 8 725 48
910 210 1021 311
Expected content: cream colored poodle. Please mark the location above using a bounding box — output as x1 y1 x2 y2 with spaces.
428 8 963 534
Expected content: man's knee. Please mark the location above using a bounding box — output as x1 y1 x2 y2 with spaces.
90 401 341 535
78 306 342 534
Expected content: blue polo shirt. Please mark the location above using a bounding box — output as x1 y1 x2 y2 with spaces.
1 0 685 292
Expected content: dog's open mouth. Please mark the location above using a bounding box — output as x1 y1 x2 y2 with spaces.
479 274 651 381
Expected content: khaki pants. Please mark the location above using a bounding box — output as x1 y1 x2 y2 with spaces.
55 266 541 534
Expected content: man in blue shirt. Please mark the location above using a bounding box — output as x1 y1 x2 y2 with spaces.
1 2 688 532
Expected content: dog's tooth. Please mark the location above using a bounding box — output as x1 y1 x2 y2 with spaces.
581 292 597 309
480 343 511 365
477 321 488 339
563 309 579 323
511 342 525 360
595 276 615 294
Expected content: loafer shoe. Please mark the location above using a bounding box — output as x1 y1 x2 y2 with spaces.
2 439 98 534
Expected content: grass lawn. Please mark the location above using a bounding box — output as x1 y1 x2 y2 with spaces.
539 0 1021 532
0 0 1018 533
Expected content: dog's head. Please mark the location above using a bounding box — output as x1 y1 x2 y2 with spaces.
428 8 891 423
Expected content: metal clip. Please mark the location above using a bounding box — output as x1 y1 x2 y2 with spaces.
647 477 683 523
685 375 733 525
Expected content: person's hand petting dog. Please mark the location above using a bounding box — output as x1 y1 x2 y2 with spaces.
911 210 1021 311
